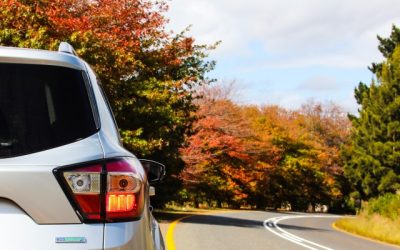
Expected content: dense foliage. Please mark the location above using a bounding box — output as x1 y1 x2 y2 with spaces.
365 193 400 221
180 86 350 210
343 25 400 199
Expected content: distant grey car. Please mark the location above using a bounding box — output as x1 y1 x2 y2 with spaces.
0 43 165 250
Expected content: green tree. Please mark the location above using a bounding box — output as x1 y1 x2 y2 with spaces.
343 26 400 199
370 25 400 74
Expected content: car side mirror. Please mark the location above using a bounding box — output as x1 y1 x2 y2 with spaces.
139 159 166 184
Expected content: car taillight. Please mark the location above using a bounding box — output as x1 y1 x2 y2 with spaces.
54 158 145 223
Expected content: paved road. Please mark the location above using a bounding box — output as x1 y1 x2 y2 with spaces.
167 210 399 250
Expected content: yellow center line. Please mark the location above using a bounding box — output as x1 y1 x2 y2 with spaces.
165 215 195 250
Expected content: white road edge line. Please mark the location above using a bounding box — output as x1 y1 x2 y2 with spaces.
263 219 318 250
263 215 341 250
281 232 303 242
274 216 339 250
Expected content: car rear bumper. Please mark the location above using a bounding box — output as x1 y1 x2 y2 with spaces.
0 199 161 250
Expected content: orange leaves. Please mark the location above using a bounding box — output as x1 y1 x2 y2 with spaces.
179 98 252 199
0 0 162 57
0 0 196 78
46 0 89 34
179 85 351 208
45 0 166 53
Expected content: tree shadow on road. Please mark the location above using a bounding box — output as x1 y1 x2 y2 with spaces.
182 214 263 228
154 210 333 231
153 211 195 223
154 211 263 228
276 223 329 232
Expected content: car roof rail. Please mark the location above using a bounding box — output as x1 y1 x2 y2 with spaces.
58 42 77 56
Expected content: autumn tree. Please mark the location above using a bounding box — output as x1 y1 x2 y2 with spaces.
180 91 253 207
0 0 216 206
343 26 400 199
180 83 350 210
249 103 349 211
298 102 350 210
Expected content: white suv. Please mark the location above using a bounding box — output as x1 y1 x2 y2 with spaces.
0 42 165 250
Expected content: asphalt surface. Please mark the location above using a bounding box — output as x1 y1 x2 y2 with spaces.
166 210 400 250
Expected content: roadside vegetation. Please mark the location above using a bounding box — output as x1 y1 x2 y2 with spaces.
336 193 400 246
335 26 400 244
179 91 350 211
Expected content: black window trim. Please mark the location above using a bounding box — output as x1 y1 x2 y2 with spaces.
82 69 101 131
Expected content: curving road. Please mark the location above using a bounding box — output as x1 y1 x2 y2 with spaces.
165 210 399 250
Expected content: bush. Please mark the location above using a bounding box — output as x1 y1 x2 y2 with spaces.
363 193 400 221
335 193 400 246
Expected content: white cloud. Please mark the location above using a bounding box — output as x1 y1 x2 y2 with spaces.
166 0 400 67
166 0 400 112
298 76 339 91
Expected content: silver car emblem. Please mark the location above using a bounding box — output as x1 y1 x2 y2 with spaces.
55 237 87 243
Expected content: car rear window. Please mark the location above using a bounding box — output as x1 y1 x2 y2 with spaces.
0 63 97 158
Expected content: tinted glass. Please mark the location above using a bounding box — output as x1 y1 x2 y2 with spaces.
0 63 97 158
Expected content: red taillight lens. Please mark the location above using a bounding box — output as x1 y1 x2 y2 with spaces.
105 161 144 221
54 158 145 223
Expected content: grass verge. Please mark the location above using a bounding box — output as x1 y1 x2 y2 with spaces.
335 215 400 246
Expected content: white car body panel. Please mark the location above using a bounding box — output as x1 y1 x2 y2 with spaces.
0 134 103 224
0 45 165 250
0 199 104 250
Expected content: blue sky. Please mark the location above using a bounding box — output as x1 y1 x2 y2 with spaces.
166 0 400 113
